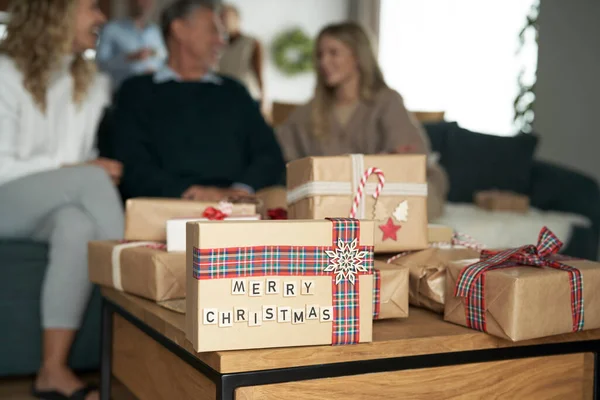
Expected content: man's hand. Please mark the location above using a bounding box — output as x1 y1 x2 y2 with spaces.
127 48 155 62
89 158 123 185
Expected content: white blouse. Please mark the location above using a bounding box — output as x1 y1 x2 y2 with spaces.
0 55 110 186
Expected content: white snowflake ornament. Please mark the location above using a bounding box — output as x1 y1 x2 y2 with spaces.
324 239 369 285
393 200 409 222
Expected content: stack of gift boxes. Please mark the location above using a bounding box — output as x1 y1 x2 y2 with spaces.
88 153 600 352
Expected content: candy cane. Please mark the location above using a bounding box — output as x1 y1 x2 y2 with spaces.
350 168 385 218
450 232 486 251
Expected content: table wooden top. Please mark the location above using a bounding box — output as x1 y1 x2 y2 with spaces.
102 288 600 374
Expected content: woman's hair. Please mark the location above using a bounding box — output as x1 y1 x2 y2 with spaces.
0 0 96 111
311 22 388 138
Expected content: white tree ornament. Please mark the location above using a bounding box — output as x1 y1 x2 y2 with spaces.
393 200 409 222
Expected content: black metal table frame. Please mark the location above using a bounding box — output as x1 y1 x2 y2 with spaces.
100 297 600 400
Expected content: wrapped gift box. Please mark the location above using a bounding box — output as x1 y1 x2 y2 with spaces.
372 260 409 320
287 154 428 253
88 241 185 301
256 186 288 219
428 224 454 244
166 215 261 252
445 228 600 341
387 248 480 314
186 219 375 352
474 190 530 213
124 198 257 241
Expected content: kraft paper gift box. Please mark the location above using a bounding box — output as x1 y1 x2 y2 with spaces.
287 154 428 253
124 197 257 241
444 227 600 341
256 186 288 219
474 190 530 213
166 215 261 252
372 260 409 320
428 224 454 244
386 248 481 314
88 241 185 301
186 218 375 352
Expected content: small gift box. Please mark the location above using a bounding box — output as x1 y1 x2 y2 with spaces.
387 247 481 314
124 198 257 241
185 218 375 352
256 186 288 219
88 241 185 301
428 224 454 244
372 260 409 320
287 154 428 253
445 227 600 341
474 190 530 213
166 214 261 252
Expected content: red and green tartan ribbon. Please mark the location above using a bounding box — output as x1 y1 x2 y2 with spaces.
372 270 381 319
454 227 584 333
192 218 374 345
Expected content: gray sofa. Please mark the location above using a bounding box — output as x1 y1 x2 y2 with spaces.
0 239 101 376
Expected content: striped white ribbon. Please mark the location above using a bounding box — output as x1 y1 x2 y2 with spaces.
287 154 428 219
111 241 160 291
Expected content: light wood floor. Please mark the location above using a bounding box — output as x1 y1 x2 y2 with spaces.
0 374 137 400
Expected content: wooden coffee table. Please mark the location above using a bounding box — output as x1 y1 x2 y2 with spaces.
100 288 600 399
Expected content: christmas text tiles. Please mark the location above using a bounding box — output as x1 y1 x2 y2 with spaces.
203 305 333 327
231 278 316 297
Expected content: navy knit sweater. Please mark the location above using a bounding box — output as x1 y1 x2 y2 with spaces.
112 74 285 199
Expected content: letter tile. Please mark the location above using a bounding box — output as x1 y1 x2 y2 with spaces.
203 308 218 325
284 281 298 297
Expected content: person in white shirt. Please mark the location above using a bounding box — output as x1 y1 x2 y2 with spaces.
96 0 167 91
0 1 124 399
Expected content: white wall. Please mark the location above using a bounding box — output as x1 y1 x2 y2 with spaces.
225 0 349 104
534 0 600 181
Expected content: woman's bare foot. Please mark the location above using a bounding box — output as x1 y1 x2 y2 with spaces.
35 365 99 400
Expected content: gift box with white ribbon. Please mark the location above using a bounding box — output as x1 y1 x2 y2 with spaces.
88 241 185 301
287 154 428 253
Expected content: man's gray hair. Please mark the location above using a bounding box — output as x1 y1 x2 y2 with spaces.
161 0 221 41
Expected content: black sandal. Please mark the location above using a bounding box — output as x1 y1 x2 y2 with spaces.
31 384 69 400
31 383 99 400
68 384 99 400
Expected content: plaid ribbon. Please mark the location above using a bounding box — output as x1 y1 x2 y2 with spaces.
454 227 584 333
372 269 381 319
192 218 374 345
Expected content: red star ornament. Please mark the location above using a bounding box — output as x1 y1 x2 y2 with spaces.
379 217 401 241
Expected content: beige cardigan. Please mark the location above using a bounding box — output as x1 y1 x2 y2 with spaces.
276 88 449 220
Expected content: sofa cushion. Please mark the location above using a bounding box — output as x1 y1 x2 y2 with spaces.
423 121 458 156
441 127 538 203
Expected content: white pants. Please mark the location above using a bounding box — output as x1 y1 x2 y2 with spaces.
0 166 124 329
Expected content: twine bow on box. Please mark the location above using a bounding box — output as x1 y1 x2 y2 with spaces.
454 227 584 333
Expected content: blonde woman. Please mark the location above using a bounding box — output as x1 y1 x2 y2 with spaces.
276 22 448 219
0 1 123 399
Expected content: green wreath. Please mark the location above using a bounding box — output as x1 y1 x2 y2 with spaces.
271 28 314 76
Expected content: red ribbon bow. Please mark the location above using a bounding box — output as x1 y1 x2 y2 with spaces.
202 207 227 220
267 208 288 220
454 227 584 333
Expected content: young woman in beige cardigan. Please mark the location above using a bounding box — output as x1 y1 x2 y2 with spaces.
276 22 448 220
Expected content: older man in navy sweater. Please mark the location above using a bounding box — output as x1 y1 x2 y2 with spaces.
113 0 285 201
